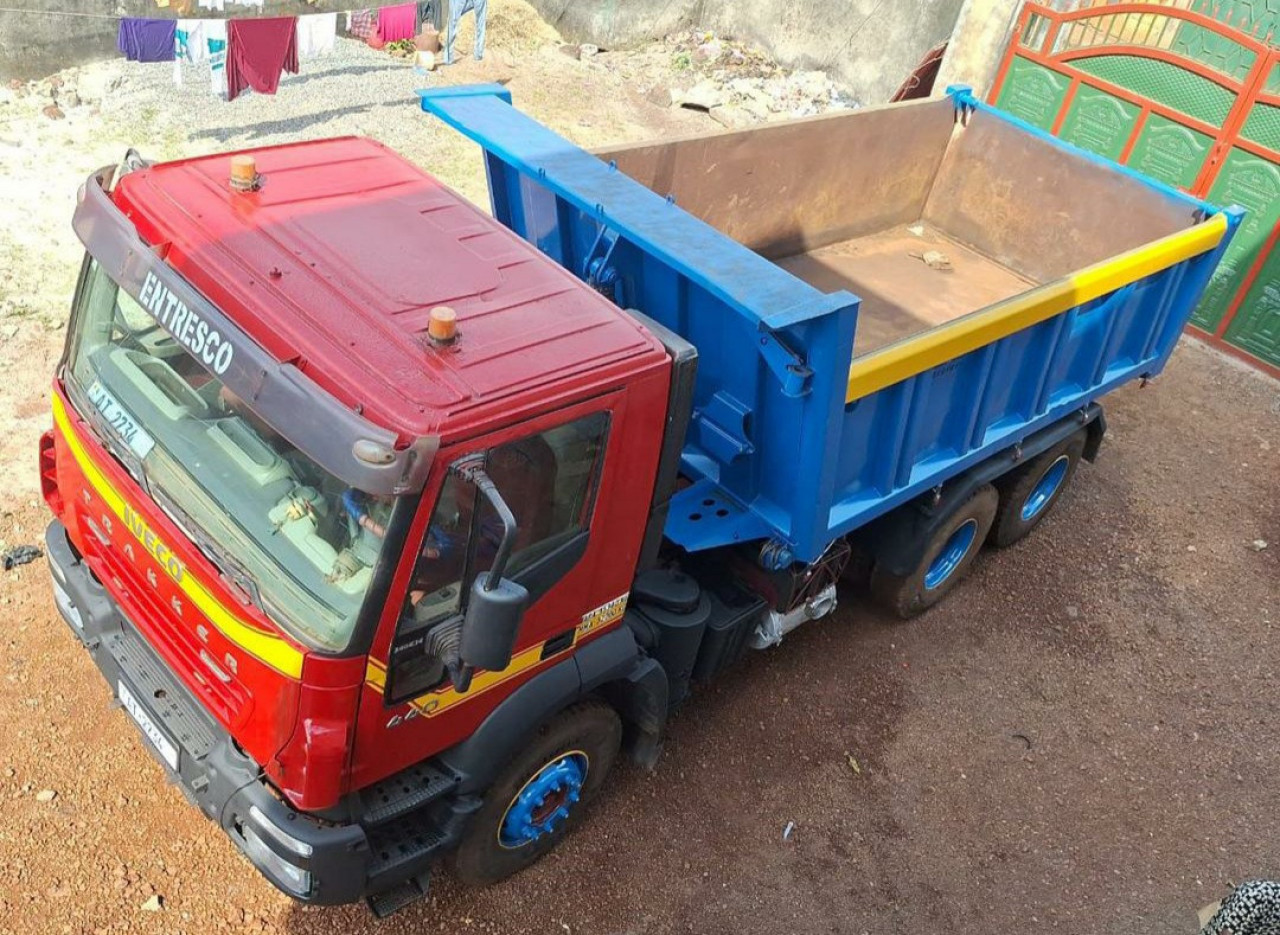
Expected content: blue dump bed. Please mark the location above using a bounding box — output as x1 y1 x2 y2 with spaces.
419 86 1239 564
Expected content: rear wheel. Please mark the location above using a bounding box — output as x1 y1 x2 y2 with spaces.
454 701 621 886
988 434 1085 548
870 484 998 619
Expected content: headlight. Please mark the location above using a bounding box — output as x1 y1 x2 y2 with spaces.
240 810 312 896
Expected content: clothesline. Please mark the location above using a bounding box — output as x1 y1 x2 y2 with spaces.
0 5 399 19
0 7 129 18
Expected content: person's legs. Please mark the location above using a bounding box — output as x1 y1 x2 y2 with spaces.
473 0 487 60
445 0 466 64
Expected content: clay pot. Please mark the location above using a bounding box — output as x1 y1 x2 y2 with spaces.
415 24 441 54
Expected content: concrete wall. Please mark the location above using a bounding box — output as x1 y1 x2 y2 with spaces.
934 0 1032 98
0 0 352 82
532 0 965 104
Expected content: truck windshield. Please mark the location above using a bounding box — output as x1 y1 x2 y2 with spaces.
65 259 397 651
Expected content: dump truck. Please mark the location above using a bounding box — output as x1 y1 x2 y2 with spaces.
40 85 1239 914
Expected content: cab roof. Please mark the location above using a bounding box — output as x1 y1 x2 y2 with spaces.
112 137 667 442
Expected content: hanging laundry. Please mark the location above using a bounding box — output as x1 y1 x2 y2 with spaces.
347 9 376 40
226 17 299 101
118 18 177 63
231 0 264 7
175 19 209 63
416 0 440 34
296 12 337 59
206 19 228 97
197 0 226 11
377 2 417 43
173 19 208 86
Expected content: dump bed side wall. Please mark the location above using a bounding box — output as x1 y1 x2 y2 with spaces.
925 111 1205 283
595 100 956 259
831 239 1228 537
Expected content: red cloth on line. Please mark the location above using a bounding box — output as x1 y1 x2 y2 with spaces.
226 17 299 101
377 3 417 42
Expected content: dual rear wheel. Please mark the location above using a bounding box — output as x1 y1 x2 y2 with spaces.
870 433 1085 619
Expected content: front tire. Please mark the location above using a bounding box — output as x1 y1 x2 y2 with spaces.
454 700 621 886
870 484 998 619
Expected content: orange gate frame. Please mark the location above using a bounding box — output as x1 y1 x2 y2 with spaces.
989 1 1280 379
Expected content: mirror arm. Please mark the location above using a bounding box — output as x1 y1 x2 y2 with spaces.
451 460 519 589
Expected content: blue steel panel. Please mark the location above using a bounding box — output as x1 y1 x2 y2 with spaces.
420 85 1239 565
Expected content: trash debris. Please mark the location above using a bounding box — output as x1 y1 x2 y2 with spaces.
907 223 925 237
912 250 953 272
782 820 795 841
1251 539 1268 551
140 894 163 912
678 79 727 112
845 751 861 775
580 43 599 57
2 545 42 571
35 789 57 803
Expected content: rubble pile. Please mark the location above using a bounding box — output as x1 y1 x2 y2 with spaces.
3 67 123 120
579 30 856 129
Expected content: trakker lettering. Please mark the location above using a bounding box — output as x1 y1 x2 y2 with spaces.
138 271 235 375
122 502 185 584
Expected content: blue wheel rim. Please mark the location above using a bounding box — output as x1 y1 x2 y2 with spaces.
1020 455 1070 522
499 752 588 849
924 519 978 590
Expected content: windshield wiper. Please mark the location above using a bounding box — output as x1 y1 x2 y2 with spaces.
148 484 268 617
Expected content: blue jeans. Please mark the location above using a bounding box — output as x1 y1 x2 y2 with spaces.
445 0 487 64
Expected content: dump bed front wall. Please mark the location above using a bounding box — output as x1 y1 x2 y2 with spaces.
595 99 956 259
925 108 1206 283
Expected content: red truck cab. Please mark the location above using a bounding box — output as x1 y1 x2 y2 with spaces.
42 139 680 910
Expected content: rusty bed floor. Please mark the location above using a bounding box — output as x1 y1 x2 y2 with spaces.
774 224 1038 357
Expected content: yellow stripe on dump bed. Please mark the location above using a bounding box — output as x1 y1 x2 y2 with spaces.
52 393 306 679
845 212 1229 403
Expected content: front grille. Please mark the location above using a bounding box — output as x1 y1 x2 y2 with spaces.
74 500 246 724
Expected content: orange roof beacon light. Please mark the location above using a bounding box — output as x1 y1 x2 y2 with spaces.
229 154 260 193
428 305 458 345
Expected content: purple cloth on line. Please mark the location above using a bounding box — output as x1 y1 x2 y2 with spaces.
377 3 417 42
117 18 177 63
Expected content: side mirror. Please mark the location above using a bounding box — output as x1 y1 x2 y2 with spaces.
459 572 530 674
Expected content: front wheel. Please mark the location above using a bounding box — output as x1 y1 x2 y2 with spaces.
870 484 998 619
454 700 621 886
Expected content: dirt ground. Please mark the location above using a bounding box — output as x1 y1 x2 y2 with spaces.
1 4 1279 934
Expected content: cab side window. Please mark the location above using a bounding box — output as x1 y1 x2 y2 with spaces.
386 412 609 703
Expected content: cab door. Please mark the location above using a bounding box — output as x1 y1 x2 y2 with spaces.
349 386 658 789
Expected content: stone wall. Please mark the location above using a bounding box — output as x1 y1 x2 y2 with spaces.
530 0 965 104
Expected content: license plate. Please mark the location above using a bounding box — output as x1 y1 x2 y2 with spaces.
87 380 155 460
117 680 179 771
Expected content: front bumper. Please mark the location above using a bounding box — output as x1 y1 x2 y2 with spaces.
44 519 370 905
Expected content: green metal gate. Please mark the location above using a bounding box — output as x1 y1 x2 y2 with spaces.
990 1 1280 376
